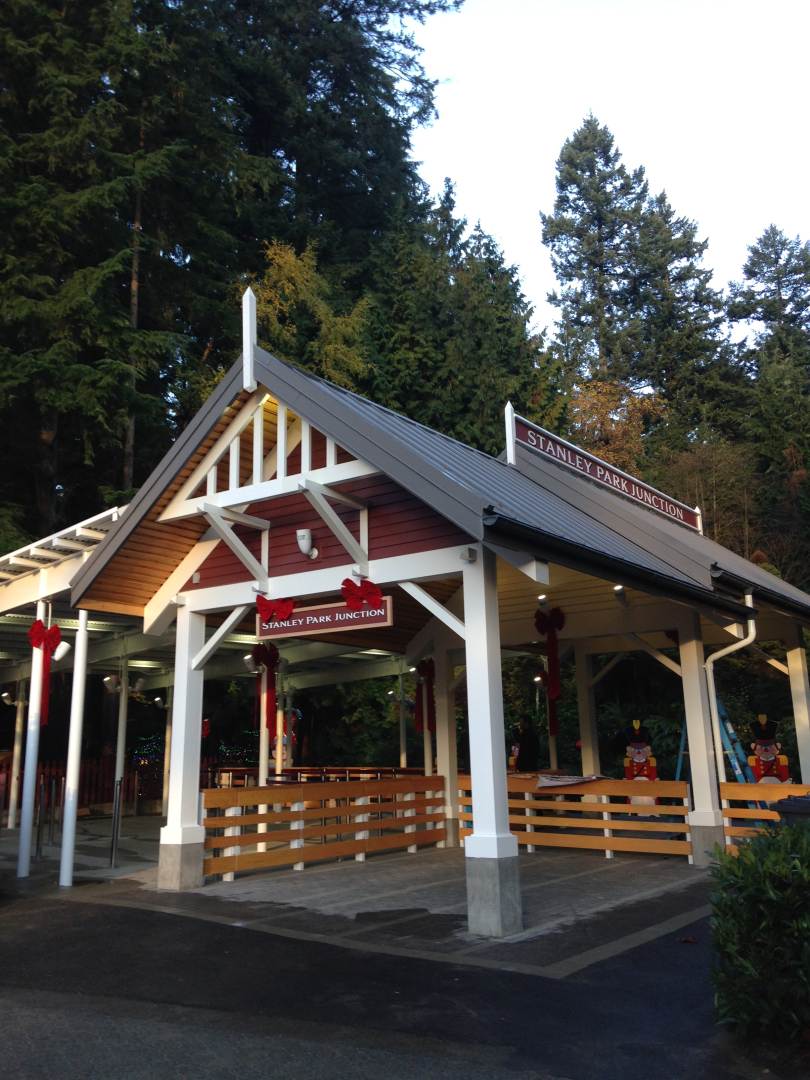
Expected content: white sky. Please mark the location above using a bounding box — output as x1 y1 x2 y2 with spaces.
409 0 810 333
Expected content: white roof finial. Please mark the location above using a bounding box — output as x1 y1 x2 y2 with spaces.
242 287 257 391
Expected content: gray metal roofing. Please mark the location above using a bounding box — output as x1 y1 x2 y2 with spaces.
73 346 810 621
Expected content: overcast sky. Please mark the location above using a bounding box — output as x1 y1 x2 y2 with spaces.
409 0 809 332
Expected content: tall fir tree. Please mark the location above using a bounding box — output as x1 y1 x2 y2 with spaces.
0 0 457 537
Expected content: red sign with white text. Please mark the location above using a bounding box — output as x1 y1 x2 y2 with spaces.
514 417 700 531
257 597 393 639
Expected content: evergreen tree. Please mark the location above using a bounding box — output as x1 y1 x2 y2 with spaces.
0 0 457 537
367 185 558 455
541 115 648 382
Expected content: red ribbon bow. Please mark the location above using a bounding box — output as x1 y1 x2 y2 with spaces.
27 619 62 727
252 642 280 730
414 659 436 734
341 578 383 611
256 595 296 624
534 607 566 736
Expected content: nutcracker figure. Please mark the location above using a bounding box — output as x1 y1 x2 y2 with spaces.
748 714 790 784
624 719 657 781
624 719 657 808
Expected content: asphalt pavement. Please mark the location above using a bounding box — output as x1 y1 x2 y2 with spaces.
0 867 798 1080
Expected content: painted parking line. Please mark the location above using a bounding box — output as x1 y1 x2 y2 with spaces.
61 890 711 982
536 905 712 978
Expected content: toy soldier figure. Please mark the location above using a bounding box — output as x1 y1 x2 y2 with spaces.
748 714 790 783
624 719 657 781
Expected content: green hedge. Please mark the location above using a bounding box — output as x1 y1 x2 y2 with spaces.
711 824 810 1042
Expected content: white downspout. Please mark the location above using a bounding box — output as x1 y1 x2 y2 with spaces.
704 592 756 783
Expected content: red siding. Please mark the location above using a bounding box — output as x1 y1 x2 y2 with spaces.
184 475 471 590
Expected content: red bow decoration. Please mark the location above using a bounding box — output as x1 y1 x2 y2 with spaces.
28 619 62 727
534 607 566 736
256 595 296 624
414 659 436 734
341 578 383 611
252 643 279 730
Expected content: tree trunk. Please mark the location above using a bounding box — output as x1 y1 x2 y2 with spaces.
35 412 59 536
123 183 142 492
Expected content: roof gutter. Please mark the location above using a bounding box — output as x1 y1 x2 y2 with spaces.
711 565 810 625
483 513 754 621
704 590 756 786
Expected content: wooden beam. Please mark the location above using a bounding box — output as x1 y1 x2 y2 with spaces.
192 606 251 671
202 503 268 591
399 581 465 640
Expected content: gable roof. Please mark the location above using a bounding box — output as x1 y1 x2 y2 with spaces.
71 347 810 624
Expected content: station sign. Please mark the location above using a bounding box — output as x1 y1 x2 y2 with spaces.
513 415 701 532
257 596 393 639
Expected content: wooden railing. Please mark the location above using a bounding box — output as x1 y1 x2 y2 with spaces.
201 775 446 879
721 781 810 850
458 775 693 861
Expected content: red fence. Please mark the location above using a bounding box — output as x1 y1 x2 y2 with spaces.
0 756 219 820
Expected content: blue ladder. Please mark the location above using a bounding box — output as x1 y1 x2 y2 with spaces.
675 701 755 783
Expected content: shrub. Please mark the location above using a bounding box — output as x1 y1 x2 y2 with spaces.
711 823 810 1042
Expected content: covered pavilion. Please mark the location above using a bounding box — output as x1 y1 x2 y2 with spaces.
2 291 810 936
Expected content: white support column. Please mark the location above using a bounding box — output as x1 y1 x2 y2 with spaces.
398 674 407 768
59 609 89 888
462 548 522 937
7 680 26 829
114 656 128 785
434 643 458 846
17 599 46 877
422 676 433 777
161 685 174 817
678 613 723 866
575 644 600 775
786 625 810 783
158 607 206 890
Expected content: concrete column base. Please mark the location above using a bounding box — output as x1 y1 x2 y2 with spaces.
157 842 204 891
440 818 460 848
465 855 522 937
690 824 726 867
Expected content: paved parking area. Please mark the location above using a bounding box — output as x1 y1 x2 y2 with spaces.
0 817 709 980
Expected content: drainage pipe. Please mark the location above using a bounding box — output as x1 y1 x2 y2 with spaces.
704 591 756 784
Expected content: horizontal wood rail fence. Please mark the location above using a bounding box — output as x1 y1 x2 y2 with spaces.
458 775 693 861
721 781 810 850
202 775 446 879
212 764 423 788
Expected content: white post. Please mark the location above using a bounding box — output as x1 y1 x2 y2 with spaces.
161 684 174 817
434 643 458 845
786 624 810 783
462 548 521 936
678 613 723 866
17 600 46 877
7 680 26 829
422 677 433 776
158 606 206 890
114 656 128 784
575 644 600 775
59 609 89 888
398 674 407 768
